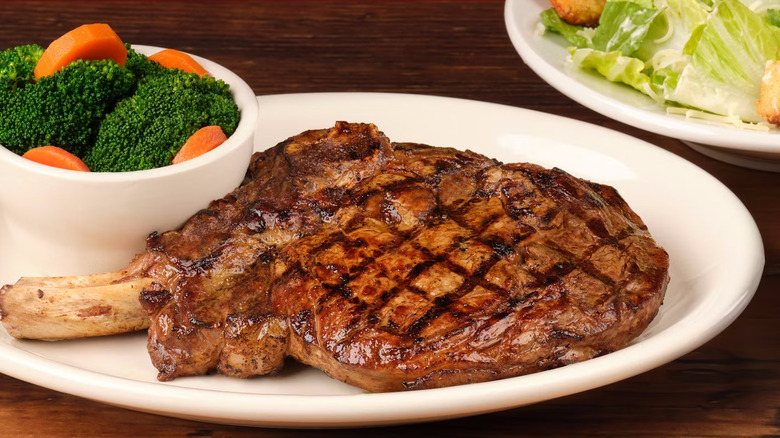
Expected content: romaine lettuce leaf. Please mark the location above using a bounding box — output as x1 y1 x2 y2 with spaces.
666 0 780 122
540 8 592 48
634 0 711 61
591 1 663 55
570 48 660 98
745 1 780 15
768 8 780 27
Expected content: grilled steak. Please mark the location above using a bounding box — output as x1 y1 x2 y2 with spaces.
127 122 669 391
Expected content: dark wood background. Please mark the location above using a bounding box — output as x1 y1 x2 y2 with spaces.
1 2 778 436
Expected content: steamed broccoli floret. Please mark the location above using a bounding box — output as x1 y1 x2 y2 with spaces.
0 57 137 156
124 45 167 80
0 44 44 91
84 62 240 172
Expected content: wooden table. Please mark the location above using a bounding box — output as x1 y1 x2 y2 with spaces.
1 2 778 436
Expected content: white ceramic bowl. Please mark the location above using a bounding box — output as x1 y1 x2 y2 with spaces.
0 45 258 280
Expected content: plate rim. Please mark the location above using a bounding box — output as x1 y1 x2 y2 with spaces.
504 0 780 153
0 92 765 427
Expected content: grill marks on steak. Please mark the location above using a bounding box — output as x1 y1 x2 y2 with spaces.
135 122 669 390
274 158 668 391
136 122 398 379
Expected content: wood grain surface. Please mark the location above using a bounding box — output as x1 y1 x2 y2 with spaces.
1 1 778 437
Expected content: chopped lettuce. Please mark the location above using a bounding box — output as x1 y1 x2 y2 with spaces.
634 0 711 61
539 0 780 126
540 8 592 47
770 9 780 27
669 0 780 122
591 2 662 55
570 48 660 99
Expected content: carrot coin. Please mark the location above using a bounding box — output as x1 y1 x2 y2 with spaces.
34 23 127 79
148 49 209 77
22 146 91 171
172 126 228 164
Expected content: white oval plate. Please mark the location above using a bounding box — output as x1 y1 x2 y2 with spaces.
505 0 780 171
0 93 764 427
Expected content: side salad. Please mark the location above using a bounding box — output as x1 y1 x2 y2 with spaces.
540 0 780 128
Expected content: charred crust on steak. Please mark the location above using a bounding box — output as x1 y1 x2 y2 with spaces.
138 283 171 314
134 122 669 391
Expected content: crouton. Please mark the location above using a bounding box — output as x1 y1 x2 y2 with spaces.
549 0 606 27
756 60 780 125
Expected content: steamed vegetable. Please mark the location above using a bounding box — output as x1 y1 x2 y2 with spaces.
148 49 208 77
541 0 780 126
0 57 136 157
34 23 127 79
0 24 241 172
22 146 91 172
83 49 239 172
172 125 228 164
0 44 44 91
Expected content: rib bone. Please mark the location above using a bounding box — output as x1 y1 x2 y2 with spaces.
0 271 151 340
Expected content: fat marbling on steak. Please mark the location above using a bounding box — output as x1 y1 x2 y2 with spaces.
127 122 670 391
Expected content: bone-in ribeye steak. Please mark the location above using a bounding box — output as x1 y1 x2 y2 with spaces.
123 122 669 392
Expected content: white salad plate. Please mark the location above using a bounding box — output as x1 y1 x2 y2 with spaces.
0 93 764 427
505 0 780 171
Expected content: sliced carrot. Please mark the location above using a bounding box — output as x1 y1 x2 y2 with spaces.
172 126 228 164
34 23 127 79
148 49 209 77
22 146 91 171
